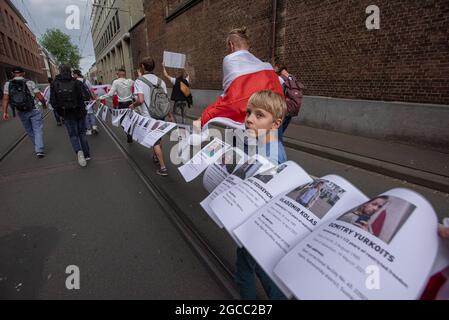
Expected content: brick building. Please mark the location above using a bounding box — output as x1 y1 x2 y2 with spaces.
141 0 449 105
0 0 46 85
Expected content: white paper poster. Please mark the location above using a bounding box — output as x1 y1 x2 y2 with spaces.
203 148 246 193
163 51 186 69
233 175 368 297
140 121 177 148
133 118 153 144
178 139 231 183
274 188 439 300
112 109 128 127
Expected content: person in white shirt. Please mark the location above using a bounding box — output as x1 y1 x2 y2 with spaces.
130 57 169 177
73 70 98 136
102 69 134 106
2 66 47 158
100 69 134 143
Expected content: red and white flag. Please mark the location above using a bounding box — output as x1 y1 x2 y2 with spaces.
200 50 284 126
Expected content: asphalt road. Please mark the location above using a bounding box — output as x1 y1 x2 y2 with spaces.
0 115 230 300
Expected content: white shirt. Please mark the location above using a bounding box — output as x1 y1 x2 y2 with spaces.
3 77 41 109
105 78 134 102
134 74 168 118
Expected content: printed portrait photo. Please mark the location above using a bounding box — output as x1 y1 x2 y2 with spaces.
158 123 171 131
151 121 161 131
286 179 346 220
253 163 288 184
203 141 224 158
233 160 263 180
338 195 415 244
216 150 243 174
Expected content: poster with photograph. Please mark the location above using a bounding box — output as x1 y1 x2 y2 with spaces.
121 110 137 133
140 121 176 148
210 161 313 244
200 154 274 228
133 118 153 144
112 109 129 127
203 148 245 193
274 188 439 300
130 116 149 142
178 139 231 182
233 175 368 297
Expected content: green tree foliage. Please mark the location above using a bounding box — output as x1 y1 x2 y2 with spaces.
41 29 81 69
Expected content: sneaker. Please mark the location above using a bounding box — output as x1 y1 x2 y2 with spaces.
86 130 93 136
85 157 91 161
92 126 99 135
77 151 87 167
156 168 168 176
56 122 62 127
36 152 46 159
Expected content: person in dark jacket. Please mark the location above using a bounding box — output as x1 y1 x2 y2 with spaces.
50 65 91 167
162 64 192 124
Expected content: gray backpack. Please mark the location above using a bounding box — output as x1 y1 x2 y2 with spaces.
139 77 170 119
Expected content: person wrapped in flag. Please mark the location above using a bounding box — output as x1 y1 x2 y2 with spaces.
194 27 284 128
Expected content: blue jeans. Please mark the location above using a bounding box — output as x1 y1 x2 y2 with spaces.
18 109 44 153
85 112 97 130
236 248 287 300
64 118 90 157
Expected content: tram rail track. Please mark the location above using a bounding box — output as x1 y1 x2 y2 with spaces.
99 117 241 300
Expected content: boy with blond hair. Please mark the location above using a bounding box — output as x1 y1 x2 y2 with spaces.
236 90 287 300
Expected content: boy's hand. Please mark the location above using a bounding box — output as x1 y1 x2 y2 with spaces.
3 112 9 121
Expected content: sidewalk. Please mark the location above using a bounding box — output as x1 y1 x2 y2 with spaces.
186 108 449 193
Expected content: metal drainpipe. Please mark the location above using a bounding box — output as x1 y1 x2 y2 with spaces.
271 0 278 64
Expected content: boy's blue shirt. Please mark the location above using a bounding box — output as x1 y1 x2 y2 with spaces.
265 140 287 165
243 139 287 165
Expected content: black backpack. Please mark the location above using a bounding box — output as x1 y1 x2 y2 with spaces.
9 80 34 112
55 79 78 110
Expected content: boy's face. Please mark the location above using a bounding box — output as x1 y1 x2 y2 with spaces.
245 104 282 137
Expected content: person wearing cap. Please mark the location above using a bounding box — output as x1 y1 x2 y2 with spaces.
2 66 47 158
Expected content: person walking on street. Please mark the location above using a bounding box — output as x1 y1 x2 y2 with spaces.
73 70 98 136
51 65 91 167
130 57 170 176
43 77 64 126
2 66 47 158
162 64 192 124
99 68 134 142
